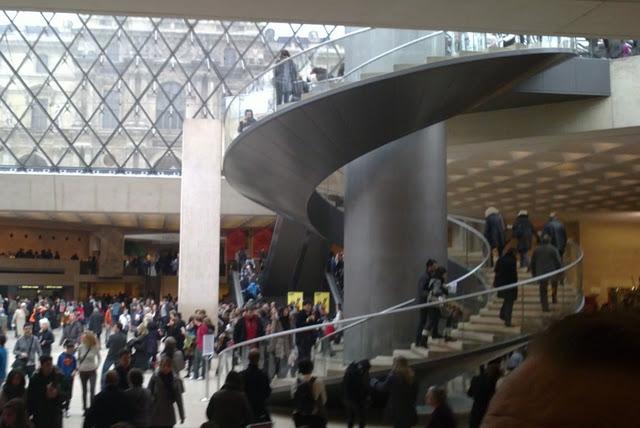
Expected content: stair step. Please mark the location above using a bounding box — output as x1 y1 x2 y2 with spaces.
457 322 521 334
469 315 520 326
450 329 494 343
393 63 421 71
426 338 464 352
360 72 384 80
487 301 573 310
393 348 425 360
425 56 449 63
370 356 394 367
410 343 431 358
479 307 563 317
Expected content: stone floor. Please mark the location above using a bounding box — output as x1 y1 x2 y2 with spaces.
4 329 391 428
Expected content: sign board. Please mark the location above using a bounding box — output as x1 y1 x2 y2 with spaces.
314 292 331 313
287 292 304 310
202 334 216 357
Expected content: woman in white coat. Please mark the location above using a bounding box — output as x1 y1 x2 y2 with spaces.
11 303 26 338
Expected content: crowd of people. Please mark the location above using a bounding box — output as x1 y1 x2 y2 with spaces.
484 208 568 327
123 252 179 277
1 249 62 260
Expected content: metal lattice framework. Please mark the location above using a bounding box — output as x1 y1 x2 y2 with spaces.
0 11 346 174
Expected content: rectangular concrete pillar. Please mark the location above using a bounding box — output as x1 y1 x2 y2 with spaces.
179 119 221 322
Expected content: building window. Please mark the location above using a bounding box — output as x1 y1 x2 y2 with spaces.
31 97 49 131
36 54 48 73
156 81 184 130
102 90 120 129
223 47 237 67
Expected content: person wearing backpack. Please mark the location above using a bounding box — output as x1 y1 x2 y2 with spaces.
342 359 371 428
292 359 327 428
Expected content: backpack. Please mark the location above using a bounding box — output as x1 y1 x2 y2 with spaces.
294 377 317 416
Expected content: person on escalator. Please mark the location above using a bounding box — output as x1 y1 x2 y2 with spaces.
484 207 505 267
416 259 438 348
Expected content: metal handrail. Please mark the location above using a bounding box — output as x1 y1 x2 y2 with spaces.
222 27 373 121
217 241 583 360
317 214 490 344
340 31 445 80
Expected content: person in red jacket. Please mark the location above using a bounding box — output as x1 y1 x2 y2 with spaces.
190 317 214 380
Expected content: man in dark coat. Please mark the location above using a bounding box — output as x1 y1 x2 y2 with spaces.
512 210 534 268
295 301 318 363
88 308 103 340
530 235 562 312
206 371 252 427
240 348 271 423
468 362 501 428
542 213 567 258
27 355 67 428
494 249 518 326
483 207 505 267
415 259 438 347
84 370 133 428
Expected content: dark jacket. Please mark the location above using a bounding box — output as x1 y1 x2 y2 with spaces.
106 331 127 360
241 363 272 422
513 214 534 252
206 384 253 428
233 315 265 344
417 272 432 303
115 363 131 391
124 386 152 428
542 218 567 254
484 211 505 250
468 372 499 428
530 244 562 277
27 369 67 428
375 372 417 427
294 311 317 347
494 252 518 301
427 403 457 428
38 329 55 357
88 312 103 335
60 320 83 345
83 385 133 428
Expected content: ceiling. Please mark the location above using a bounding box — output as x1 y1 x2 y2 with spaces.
447 132 640 221
3 0 640 38
0 212 275 232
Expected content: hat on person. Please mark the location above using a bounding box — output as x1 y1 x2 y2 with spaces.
518 210 528 216
549 212 557 218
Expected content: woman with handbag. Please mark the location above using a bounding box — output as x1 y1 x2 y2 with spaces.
77 331 101 414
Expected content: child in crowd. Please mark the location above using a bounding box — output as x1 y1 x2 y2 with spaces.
56 340 77 418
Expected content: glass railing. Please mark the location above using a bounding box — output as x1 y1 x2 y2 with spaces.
214 234 582 391
223 30 590 151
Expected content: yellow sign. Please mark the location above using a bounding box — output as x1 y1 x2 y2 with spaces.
314 292 331 313
287 292 304 310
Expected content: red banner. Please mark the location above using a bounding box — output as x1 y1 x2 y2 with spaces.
225 229 246 262
252 227 273 257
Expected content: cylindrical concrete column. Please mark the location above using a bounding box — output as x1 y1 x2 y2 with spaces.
343 123 447 361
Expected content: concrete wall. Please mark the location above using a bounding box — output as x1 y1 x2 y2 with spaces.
0 173 272 216
447 56 640 146
0 226 90 258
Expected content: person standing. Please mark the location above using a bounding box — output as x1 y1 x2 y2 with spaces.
102 323 127 378
530 235 562 312
542 212 567 259
425 267 449 343
292 360 327 428
294 302 317 363
77 331 101 414
268 306 292 379
415 259 438 347
512 210 534 269
0 371 26 409
425 386 456 428
494 248 518 327
373 356 417 428
38 319 54 357
11 304 26 339
147 356 185 427
241 349 271 423
483 207 505 267
237 109 257 133
26 356 66 428
83 370 133 428
342 360 371 428
467 362 501 428
274 49 298 105
206 371 252 428
124 369 152 428
114 350 132 391
55 340 77 418
12 324 41 379
0 397 31 428
60 313 83 346
88 308 103 341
